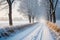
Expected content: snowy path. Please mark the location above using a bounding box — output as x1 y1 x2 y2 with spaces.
21 23 54 40
0 23 55 40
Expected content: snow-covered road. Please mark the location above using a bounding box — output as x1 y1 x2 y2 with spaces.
0 23 55 40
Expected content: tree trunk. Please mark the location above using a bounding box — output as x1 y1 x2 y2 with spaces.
52 11 56 23
49 9 52 22
9 4 13 25
47 12 49 21
28 15 31 23
49 3 52 22
47 16 49 21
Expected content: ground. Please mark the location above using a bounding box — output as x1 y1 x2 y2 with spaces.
0 21 58 40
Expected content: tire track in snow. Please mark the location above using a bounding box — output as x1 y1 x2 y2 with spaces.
41 24 54 40
31 25 43 40
32 24 43 40
6 23 40 40
21 23 43 40
35 28 43 40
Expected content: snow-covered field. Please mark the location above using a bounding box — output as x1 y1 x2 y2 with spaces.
0 20 59 28
0 20 29 28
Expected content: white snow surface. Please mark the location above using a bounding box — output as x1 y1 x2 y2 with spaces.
0 22 55 40
0 20 29 28
56 20 60 28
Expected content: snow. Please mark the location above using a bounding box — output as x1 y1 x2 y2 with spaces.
6 23 39 40
56 20 60 28
0 20 58 39
22 23 54 40
22 23 43 40
0 20 29 28
0 22 55 40
41 24 54 40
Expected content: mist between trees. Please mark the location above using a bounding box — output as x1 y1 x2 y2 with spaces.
0 0 59 25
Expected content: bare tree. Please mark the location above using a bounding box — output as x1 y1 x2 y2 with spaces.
40 0 50 21
18 0 39 23
0 0 8 10
49 0 59 23
7 0 14 25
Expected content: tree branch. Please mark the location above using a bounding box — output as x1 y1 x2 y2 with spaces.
54 0 59 11
0 0 6 5
7 0 10 3
12 0 14 3
0 5 8 11
49 0 54 9
7 0 14 4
